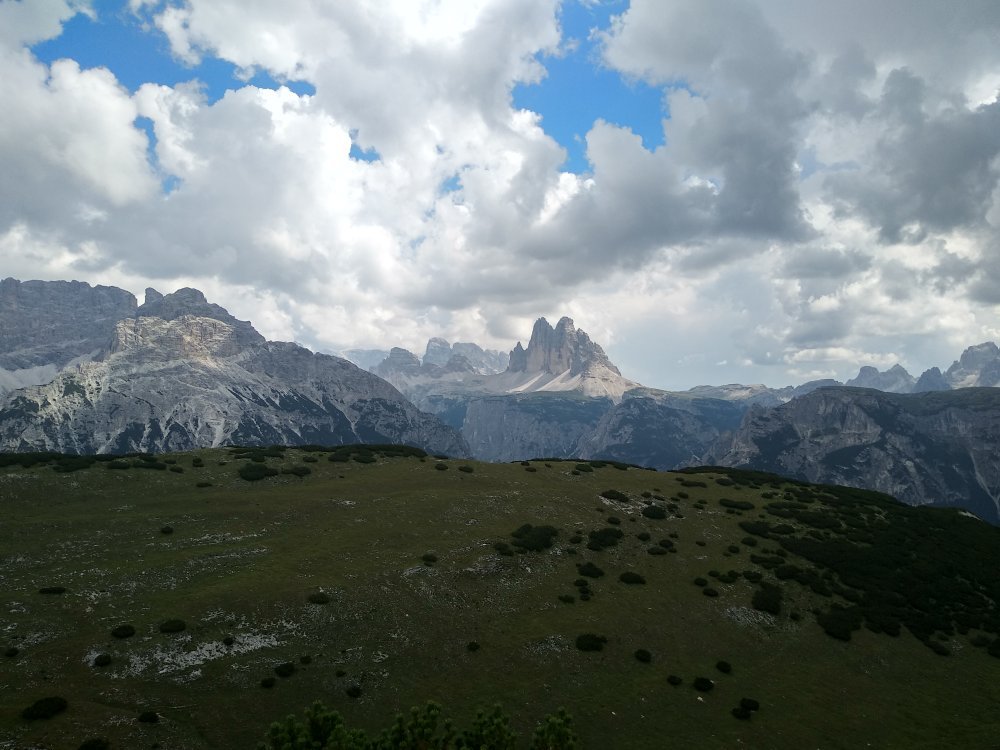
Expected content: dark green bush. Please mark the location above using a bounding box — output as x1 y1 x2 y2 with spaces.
192 457 204 467
308 592 331 605
574 464 594 473
458 465 474 473
239 463 279 481
21 696 68 720
159 619 186 633
196 481 212 488
634 649 652 663
577 562 605 578
637 532 651 541
111 624 135 639
740 698 760 712
493 542 514 556
731 707 752 720
647 546 668 555
137 710 159 723
421 552 438 565
586 527 623 551
275 662 296 678
223 635 236 646
281 465 312 477
703 588 719 597
575 633 607 652
160 525 173 535
692 677 714 692
38 586 66 595
619 571 646 585
720 498 755 511
569 534 583 544
169 465 184 473
716 660 732 674
434 462 448 471
261 677 276 688
78 738 111 750
510 524 558 552
752 583 782 615
558 594 575 604
4 646 19 657
466 641 480 652
346 684 362 698
817 605 862 641
600 489 629 501
667 675 682 686
641 505 667 520
92 653 111 667
106 460 130 470
299 654 312 665
693 577 708 587
606 516 621 525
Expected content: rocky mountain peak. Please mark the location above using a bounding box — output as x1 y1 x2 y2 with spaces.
845 363 914 393
947 341 1000 387
510 317 620 377
135 287 264 348
423 337 453 367
913 367 950 392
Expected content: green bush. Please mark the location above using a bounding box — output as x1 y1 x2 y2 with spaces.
21 696 68 720
720 498 755 511
196 481 212 488
38 586 66 595
422 552 438 565
716 660 732 674
667 675 682 686
558 594 575 604
641 505 667 520
606 516 621 525
169 465 184 473
275 662 296 678
751 583 782 615
458 465 474 473
600 489 629 502
637 532 651 541
192 457 205 467
308 592 331 605
575 633 607 652
346 684 362 698
281 465 312 477
493 542 514 556
586 527 623 551
111 624 135 639
159 619 186 634
647 546 668 555
731 706 752 720
92 653 111 667
692 677 714 692
160 525 173 535
693 577 708 587
577 562 605 578
434 462 448 471
78 738 111 750
740 698 760 712
703 588 719 597
223 636 236 646
466 641 481 652
510 524 558 552
5 646 19 658
619 571 646 585
261 677 276 688
634 649 652 663
137 711 159 723
239 463 279 481
106 460 130 470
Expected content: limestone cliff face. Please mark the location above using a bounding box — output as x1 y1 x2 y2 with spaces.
0 278 138 394
0 283 467 457
709 387 1000 523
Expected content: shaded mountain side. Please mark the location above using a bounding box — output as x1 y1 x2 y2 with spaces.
708 387 1000 523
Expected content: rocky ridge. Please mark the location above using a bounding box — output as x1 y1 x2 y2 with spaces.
0 281 466 456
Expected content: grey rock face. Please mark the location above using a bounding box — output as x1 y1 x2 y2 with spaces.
710 387 1000 523
337 348 390 372
913 367 950 392
946 342 1000 388
846 364 915 393
423 337 453 367
0 277 137 373
0 283 467 457
513 317 620 377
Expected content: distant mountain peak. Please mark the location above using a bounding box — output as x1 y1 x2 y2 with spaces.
509 316 620 378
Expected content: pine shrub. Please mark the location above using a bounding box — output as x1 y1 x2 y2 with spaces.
575 633 607 652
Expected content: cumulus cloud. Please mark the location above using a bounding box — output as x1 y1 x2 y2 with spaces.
0 0 999 388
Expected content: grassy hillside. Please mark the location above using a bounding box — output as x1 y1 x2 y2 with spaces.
1 447 999 749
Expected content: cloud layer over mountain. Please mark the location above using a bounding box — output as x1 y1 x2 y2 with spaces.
2 0 999 388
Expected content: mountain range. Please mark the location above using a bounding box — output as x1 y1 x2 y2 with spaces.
2 277 999 522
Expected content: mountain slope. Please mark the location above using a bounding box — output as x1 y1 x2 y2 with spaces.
709 386 1000 523
0 283 467 456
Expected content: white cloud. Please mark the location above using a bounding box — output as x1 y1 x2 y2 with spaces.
1 0 999 390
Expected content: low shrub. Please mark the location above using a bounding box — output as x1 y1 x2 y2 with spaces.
740 698 760 711
634 649 652 663
92 653 111 667
21 696 68 720
493 542 514 556
692 677 714 692
238 463 279 481
716 660 732 674
38 586 66 595
223 635 236 646
138 710 159 724
458 465 474 473
558 594 575 604
619 571 646 585
720 498 755 511
667 675 682 686
693 578 708 587
159 619 186 634
78 738 111 750
261 677 276 688
569 534 583 544
308 592 331 605
111 624 135 639
275 662 296 678
636 532 651 541
434 463 448 471
577 562 605 578
160 525 174 535
731 707 752 720
466 641 480 652
703 588 719 597
575 633 607 652
751 583 782 615
192 457 204 467
641 505 667 520
422 553 438 565
586 527 623 551
196 481 212 488
600 489 629 502
4 647 19 657
647 546 668 555
606 516 621 525
510 524 558 552
169 465 184 474
281 465 312 477
346 685 362 698
300 654 312 665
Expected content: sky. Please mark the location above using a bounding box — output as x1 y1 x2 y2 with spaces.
2 0 1000 390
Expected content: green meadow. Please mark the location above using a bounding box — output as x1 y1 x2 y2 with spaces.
2 446 999 749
